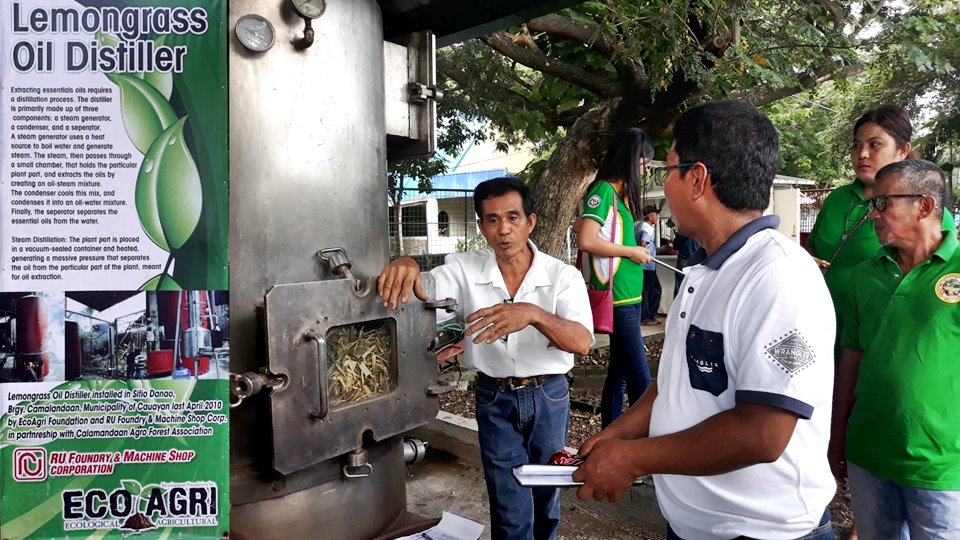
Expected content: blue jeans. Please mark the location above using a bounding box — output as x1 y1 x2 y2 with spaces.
848 462 960 539
600 303 651 427
666 508 832 539
475 373 570 540
640 269 662 321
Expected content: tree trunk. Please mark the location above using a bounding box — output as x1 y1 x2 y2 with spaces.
530 99 646 258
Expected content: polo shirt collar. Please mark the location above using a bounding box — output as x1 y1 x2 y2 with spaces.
876 228 959 264
934 232 958 261
688 215 781 270
850 179 866 201
476 240 552 296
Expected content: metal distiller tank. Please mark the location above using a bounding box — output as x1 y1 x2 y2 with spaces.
64 320 81 381
15 294 49 381
226 1 570 537
227 1 440 538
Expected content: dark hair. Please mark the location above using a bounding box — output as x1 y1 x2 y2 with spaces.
875 159 948 217
474 177 534 218
589 128 655 219
673 100 779 211
853 105 915 156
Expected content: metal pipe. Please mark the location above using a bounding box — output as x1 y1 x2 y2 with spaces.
190 291 201 382
402 439 427 464
174 292 182 369
652 257 683 275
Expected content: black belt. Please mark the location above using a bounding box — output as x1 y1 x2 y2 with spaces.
476 372 559 391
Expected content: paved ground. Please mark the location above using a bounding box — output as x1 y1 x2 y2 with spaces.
405 447 667 539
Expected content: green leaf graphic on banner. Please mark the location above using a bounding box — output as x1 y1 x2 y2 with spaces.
135 117 203 251
161 30 229 289
122 479 143 496
106 72 177 154
144 36 174 99
96 31 119 48
139 273 183 291
97 33 173 99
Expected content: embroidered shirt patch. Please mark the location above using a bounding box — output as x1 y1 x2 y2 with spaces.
935 273 960 304
765 331 815 375
587 195 601 209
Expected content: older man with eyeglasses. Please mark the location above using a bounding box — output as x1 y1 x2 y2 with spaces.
830 159 960 538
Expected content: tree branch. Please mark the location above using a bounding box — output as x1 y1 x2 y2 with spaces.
730 63 861 107
525 14 615 58
851 0 889 35
436 56 574 127
526 13 648 88
809 0 846 29
480 33 624 98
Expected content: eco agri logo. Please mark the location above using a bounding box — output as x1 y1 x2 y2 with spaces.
61 480 219 532
13 447 47 482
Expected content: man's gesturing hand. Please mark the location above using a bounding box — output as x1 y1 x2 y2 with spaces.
464 302 540 344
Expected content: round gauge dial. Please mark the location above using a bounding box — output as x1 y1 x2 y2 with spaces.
292 0 326 19
235 14 275 53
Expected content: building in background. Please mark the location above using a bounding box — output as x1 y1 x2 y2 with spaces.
389 137 537 266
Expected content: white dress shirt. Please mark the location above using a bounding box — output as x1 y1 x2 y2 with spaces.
430 241 594 378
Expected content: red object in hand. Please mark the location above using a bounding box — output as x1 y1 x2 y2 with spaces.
549 450 584 466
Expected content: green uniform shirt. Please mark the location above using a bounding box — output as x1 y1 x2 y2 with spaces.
807 181 956 342
840 231 960 489
580 182 644 305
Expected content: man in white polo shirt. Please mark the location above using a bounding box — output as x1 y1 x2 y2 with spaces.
378 177 593 540
573 101 837 539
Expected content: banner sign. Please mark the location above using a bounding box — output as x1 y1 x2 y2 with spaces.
1 1 229 538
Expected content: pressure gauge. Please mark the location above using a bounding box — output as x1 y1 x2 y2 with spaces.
292 0 326 19
235 14 275 53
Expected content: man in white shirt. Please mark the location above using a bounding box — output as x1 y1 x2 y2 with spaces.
145 323 157 351
637 205 662 324
572 101 837 540
378 177 593 540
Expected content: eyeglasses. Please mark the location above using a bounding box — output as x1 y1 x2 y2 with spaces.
651 162 707 186
868 193 926 213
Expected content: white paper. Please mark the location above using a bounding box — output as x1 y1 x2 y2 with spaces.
397 511 484 540
513 465 580 487
512 465 646 487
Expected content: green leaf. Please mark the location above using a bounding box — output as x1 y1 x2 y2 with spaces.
122 479 143 496
144 35 174 100
106 72 177 154
136 117 203 251
96 31 119 48
139 273 184 291
98 33 173 99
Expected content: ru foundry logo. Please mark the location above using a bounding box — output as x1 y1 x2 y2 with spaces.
13 447 47 482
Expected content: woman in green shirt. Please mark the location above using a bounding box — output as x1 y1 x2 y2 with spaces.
576 128 653 427
806 105 915 320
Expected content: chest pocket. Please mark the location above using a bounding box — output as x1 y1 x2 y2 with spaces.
685 325 727 396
